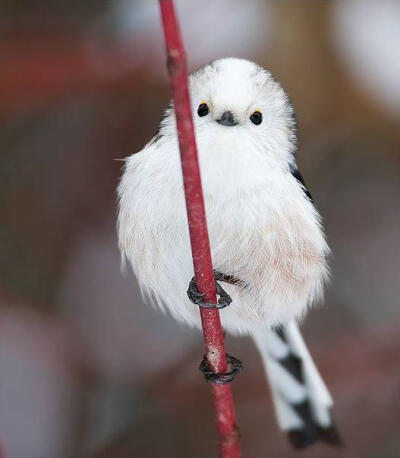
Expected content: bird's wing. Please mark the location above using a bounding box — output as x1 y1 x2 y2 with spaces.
289 163 313 203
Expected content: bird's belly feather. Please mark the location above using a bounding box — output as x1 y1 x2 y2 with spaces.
119 148 329 334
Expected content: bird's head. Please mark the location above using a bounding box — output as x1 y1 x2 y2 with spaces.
188 58 297 165
159 58 297 167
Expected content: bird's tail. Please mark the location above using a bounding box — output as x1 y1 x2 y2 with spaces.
252 320 342 449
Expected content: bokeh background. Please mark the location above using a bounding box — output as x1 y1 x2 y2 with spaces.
1 1 400 457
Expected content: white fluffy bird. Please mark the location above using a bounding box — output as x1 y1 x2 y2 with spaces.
118 58 341 447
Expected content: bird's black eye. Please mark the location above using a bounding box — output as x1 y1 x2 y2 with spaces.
197 103 209 117
250 111 263 125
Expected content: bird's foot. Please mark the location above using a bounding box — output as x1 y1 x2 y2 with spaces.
199 353 243 384
187 270 233 309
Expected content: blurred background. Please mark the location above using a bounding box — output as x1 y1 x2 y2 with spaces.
1 1 400 457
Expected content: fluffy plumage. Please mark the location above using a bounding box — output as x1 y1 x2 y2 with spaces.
118 57 329 334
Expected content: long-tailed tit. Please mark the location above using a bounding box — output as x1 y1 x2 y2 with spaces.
118 58 341 448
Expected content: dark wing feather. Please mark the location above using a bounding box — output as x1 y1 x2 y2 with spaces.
289 164 313 203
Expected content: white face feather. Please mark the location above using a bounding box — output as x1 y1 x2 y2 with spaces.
161 58 297 169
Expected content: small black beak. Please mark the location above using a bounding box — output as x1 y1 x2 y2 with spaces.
217 111 238 126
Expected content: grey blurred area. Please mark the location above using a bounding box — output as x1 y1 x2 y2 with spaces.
1 1 400 457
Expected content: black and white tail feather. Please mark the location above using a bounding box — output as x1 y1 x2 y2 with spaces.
253 321 341 448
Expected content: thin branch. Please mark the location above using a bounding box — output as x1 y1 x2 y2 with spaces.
158 1 241 457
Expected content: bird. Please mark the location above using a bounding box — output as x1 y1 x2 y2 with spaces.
117 57 341 448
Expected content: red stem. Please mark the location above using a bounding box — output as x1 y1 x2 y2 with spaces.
158 1 241 457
